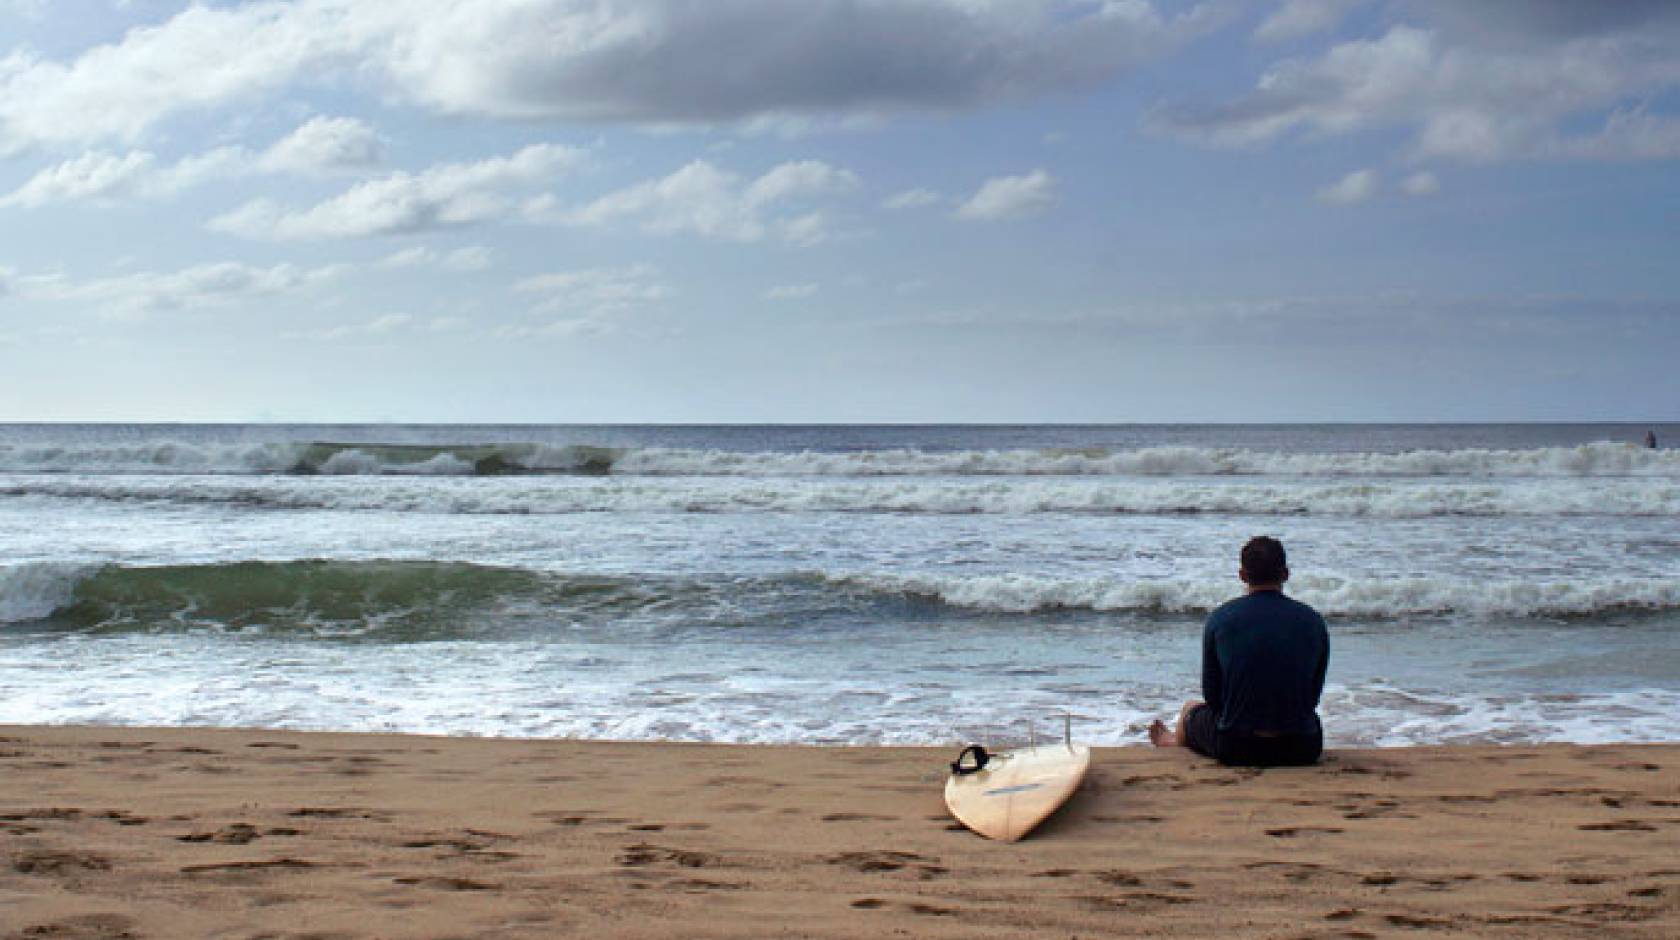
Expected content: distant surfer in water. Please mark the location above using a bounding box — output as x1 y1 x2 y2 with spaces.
1647 430 1658 449
1149 536 1329 766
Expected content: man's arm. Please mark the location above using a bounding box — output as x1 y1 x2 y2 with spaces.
1310 615 1329 708
1201 618 1224 716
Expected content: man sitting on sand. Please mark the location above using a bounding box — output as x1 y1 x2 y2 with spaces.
1149 536 1329 767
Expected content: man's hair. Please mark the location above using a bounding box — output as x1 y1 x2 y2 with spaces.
1241 536 1288 585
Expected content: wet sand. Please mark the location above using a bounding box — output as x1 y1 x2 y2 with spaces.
1 725 1676 938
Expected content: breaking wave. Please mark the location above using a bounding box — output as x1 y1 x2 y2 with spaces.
5 560 1679 631
0 560 662 637
835 573 1680 618
4 476 1677 517
0 441 1676 478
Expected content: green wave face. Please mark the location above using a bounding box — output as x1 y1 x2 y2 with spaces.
53 561 564 638
35 560 817 641
289 443 623 475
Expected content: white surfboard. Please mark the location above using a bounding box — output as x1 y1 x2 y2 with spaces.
944 742 1091 842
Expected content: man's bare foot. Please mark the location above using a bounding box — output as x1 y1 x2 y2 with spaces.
1148 719 1178 747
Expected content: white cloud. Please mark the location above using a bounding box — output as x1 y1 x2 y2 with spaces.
882 188 942 210
1401 170 1439 196
744 160 858 206
1316 168 1378 204
0 1 1212 151
255 115 385 174
544 159 856 245
0 146 253 206
443 246 493 271
1156 9 1680 163
776 211 836 248
1556 108 1680 161
0 150 154 207
376 245 494 271
764 283 818 301
0 4 347 152
16 260 344 316
0 116 383 208
377 246 434 269
211 143 586 239
513 264 669 320
1254 0 1361 43
492 318 611 339
286 312 414 341
954 169 1056 221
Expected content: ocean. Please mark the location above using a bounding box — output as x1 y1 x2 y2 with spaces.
1 423 1676 748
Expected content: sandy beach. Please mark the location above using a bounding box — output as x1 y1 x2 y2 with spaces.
0 727 1674 938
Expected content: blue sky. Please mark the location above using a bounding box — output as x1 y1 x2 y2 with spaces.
0 0 1676 422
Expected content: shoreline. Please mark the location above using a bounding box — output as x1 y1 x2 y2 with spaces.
1 725 1675 938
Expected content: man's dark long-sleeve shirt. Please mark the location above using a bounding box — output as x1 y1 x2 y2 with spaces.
1202 590 1329 735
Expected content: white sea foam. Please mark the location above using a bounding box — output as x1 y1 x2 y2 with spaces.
0 638 1671 746
6 476 1679 517
1 440 1677 478
10 559 1677 625
834 572 1680 618
0 561 98 623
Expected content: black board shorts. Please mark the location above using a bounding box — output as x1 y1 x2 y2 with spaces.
1184 704 1322 768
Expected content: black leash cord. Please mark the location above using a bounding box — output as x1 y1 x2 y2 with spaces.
949 744 990 776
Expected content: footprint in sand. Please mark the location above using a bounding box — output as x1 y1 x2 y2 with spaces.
534 810 628 827
669 877 746 892
1549 902 1657 920
2 807 84 821
826 850 935 874
1078 891 1196 910
617 843 720 869
178 823 263 844
1385 913 1454 929
1578 820 1659 832
399 836 492 852
9 912 138 940
12 850 113 875
1245 861 1328 884
287 807 391 821
393 875 498 891
180 858 316 874
845 898 959 916
1121 773 1181 786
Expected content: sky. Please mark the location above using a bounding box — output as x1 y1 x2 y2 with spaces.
0 0 1676 423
